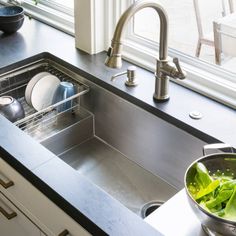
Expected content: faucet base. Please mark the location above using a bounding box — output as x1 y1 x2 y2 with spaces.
153 93 170 102
153 75 170 101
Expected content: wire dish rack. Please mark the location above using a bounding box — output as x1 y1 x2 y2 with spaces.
0 59 91 141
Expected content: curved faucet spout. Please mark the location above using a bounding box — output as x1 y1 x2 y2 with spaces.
105 0 168 68
105 0 186 101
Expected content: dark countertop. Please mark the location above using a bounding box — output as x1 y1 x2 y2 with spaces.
0 16 235 236
145 190 206 236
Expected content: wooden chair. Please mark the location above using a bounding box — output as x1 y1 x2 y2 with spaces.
214 12 236 65
193 0 234 61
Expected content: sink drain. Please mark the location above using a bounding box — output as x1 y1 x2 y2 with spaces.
140 201 164 219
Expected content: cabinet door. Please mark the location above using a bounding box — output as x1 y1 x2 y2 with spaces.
0 158 91 236
0 192 41 236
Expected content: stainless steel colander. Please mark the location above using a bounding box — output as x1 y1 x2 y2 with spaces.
185 143 236 236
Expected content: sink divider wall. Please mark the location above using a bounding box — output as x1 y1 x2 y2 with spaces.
40 107 94 156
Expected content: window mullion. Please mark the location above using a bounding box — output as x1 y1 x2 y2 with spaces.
75 0 107 54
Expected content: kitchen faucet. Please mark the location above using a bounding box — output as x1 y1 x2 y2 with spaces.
105 0 186 101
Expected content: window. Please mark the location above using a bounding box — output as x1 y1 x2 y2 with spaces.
0 0 235 108
24 0 74 34
32 0 74 15
41 0 73 9
110 0 236 108
0 0 74 34
132 0 236 72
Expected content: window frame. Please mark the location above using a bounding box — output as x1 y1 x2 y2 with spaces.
0 0 74 35
33 0 73 16
112 0 236 108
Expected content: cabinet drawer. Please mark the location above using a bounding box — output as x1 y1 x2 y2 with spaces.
0 158 91 236
0 192 41 236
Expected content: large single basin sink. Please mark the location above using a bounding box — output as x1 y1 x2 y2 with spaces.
37 86 177 216
1 56 205 218
40 110 177 215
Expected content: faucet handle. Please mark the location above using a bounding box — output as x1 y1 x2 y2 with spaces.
111 66 138 87
107 47 113 57
172 58 186 80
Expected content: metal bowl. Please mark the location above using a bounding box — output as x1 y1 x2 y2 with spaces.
185 145 236 236
0 96 25 122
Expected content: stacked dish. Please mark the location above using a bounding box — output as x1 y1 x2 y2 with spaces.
0 71 72 123
0 6 24 34
25 72 61 111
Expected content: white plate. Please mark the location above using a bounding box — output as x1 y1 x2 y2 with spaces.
31 74 60 111
25 72 50 106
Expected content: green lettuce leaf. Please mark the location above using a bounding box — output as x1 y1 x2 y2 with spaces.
224 186 236 221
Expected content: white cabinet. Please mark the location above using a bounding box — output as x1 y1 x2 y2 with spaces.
0 158 91 236
0 192 41 236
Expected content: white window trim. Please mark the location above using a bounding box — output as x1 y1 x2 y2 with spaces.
112 0 236 109
74 0 107 54
0 0 74 35
35 0 73 16
74 0 123 55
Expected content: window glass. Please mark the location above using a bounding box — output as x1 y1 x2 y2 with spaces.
36 0 74 14
47 0 73 8
133 0 236 73
19 0 74 34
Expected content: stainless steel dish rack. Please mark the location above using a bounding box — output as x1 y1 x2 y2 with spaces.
0 59 91 141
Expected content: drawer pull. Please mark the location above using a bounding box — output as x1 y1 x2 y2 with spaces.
0 178 14 189
0 203 17 220
58 229 70 236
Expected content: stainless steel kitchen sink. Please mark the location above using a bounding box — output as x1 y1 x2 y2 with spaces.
0 56 185 217
41 113 177 216
38 73 177 216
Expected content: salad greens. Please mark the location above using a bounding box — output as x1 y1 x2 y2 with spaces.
188 162 236 221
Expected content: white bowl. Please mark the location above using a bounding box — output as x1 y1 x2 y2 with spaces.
30 74 60 111
25 72 50 106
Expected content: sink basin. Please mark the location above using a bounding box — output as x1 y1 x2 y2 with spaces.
5 58 177 217
41 115 176 215
1 56 206 218
37 89 177 216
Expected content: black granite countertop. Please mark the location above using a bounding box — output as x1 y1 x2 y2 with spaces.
145 190 206 235
0 16 235 236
